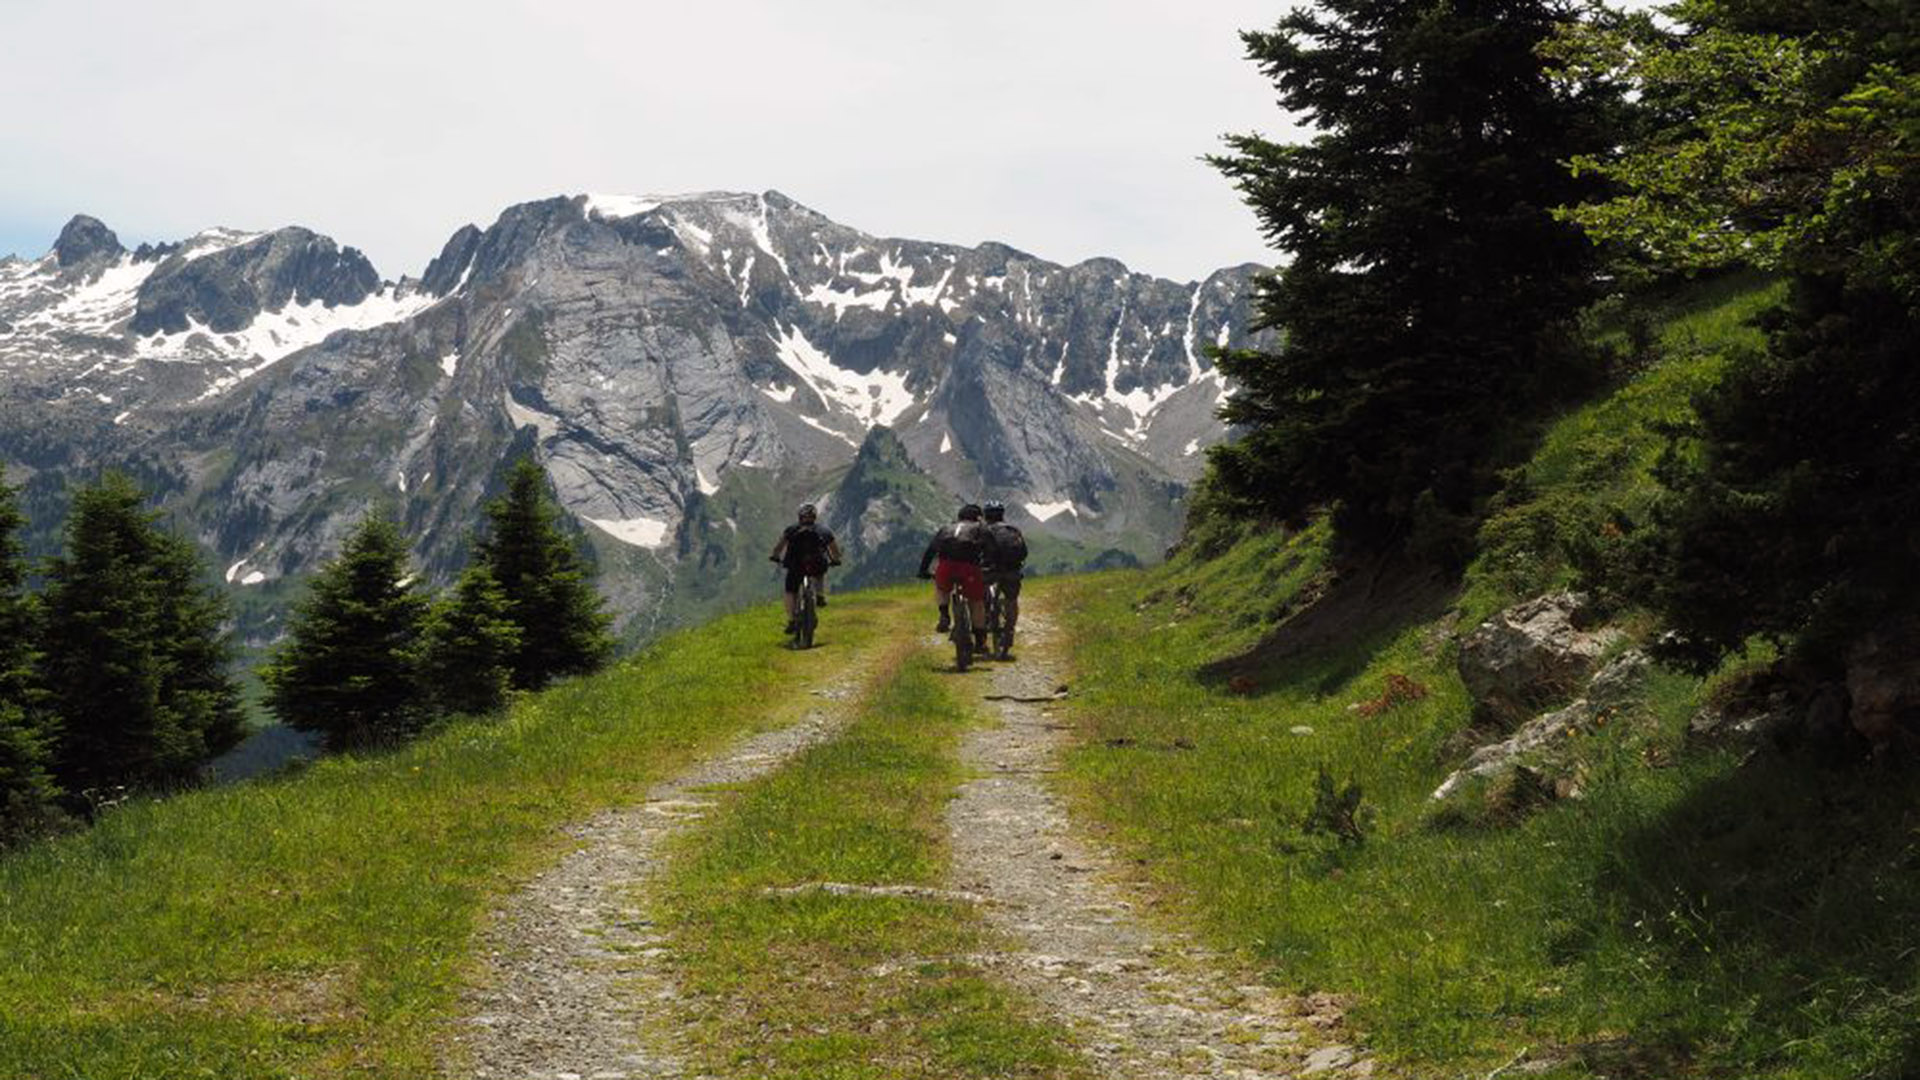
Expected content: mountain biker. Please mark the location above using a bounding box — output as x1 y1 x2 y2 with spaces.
770 504 842 633
918 504 989 653
980 500 1028 655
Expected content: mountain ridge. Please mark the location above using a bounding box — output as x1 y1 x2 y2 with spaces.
0 189 1269 639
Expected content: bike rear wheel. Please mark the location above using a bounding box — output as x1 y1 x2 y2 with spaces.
952 601 973 671
799 584 817 649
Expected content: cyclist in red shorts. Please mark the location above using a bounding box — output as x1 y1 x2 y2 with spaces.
917 503 989 653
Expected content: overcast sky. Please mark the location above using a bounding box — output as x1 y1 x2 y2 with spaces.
0 0 1300 284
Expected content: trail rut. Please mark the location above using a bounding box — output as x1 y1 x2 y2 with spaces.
946 602 1381 1079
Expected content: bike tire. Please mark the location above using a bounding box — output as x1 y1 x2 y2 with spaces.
953 604 973 672
800 587 817 649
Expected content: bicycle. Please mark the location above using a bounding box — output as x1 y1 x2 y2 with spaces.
777 558 835 650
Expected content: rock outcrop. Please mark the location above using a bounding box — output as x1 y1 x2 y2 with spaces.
1457 592 1625 728
1433 650 1649 803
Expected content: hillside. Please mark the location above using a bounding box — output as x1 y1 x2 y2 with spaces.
1051 274 1920 1078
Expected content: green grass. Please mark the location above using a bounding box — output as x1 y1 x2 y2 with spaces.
1050 276 1920 1079
659 641 1089 1080
0 587 918 1079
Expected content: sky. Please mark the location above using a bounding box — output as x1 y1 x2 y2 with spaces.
0 1 1300 284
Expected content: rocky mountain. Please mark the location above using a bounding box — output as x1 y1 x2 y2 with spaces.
0 191 1267 641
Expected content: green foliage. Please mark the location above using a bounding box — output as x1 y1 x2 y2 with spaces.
420 564 521 717
476 458 614 689
0 466 56 843
1206 0 1618 553
1555 0 1920 669
1552 0 1918 295
1631 278 1920 669
39 473 244 798
263 513 431 750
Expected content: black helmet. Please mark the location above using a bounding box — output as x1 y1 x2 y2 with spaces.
797 503 817 521
982 499 1005 522
958 503 983 522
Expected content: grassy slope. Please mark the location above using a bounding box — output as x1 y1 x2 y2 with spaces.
1052 276 1920 1079
0 587 918 1079
661 641 1089 1080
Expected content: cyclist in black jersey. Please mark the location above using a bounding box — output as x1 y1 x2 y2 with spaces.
770 504 843 633
980 500 1027 656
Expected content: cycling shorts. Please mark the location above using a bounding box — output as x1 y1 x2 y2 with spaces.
785 563 827 594
934 558 985 602
984 568 1022 600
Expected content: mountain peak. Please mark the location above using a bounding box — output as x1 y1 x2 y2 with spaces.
54 214 124 267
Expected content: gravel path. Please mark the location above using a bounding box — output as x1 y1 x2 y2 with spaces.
947 602 1382 1079
448 678 863 1080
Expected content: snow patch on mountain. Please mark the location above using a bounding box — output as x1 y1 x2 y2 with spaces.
587 515 672 549
771 324 912 427
1026 500 1078 522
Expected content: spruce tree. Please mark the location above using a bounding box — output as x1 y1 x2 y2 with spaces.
0 464 57 842
420 564 521 716
1207 0 1618 555
264 513 431 751
476 458 613 689
40 474 244 797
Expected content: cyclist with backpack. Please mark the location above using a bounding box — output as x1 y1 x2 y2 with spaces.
917 503 990 654
980 500 1028 657
770 503 843 634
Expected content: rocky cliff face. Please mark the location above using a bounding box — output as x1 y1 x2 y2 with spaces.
0 191 1268 640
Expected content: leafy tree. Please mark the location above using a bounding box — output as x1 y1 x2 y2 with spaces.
40 474 244 797
264 513 431 750
475 458 613 689
1558 0 1919 669
420 564 522 716
1207 0 1621 556
0 465 57 842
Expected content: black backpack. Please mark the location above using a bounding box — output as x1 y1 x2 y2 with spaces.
986 522 1028 568
938 521 987 561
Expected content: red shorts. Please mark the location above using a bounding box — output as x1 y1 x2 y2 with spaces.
934 558 985 602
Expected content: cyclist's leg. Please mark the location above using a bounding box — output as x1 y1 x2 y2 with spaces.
963 566 988 645
933 559 955 631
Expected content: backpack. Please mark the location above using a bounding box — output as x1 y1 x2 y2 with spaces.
986 522 1028 569
938 521 987 561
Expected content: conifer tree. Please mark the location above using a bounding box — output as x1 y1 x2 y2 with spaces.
264 513 431 750
40 474 244 797
475 458 613 689
420 564 521 716
0 465 57 842
1207 0 1619 556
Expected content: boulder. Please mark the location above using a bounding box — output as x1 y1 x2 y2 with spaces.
1457 592 1624 728
1433 650 1648 803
